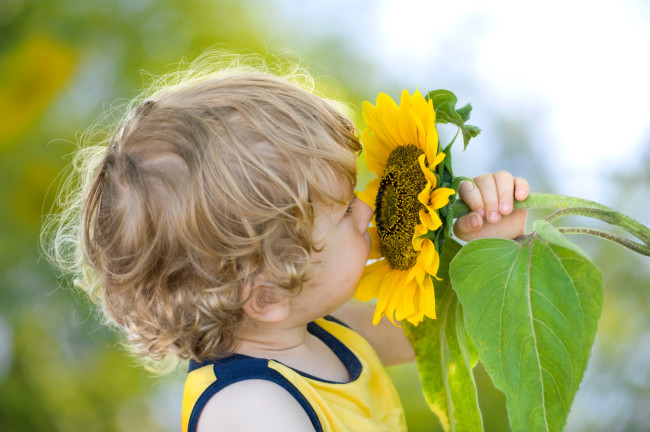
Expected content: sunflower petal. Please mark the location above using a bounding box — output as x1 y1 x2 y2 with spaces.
419 209 443 231
417 154 437 187
400 95 419 146
420 276 437 320
420 239 441 278
429 187 456 210
368 226 381 260
355 259 390 302
376 93 404 147
395 280 416 321
424 116 439 163
373 269 400 325
396 90 414 144
412 112 427 151
411 223 429 251
362 129 390 176
364 101 396 152
418 181 433 207
357 177 380 211
407 260 426 285
430 151 446 169
383 276 405 325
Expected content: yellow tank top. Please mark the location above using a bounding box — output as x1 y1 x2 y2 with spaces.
181 316 406 431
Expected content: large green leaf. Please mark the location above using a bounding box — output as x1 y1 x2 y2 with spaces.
405 239 483 432
449 224 603 432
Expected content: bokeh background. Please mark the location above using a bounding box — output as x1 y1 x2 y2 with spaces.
1 0 649 430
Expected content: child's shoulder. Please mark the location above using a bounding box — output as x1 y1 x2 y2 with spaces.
196 379 315 432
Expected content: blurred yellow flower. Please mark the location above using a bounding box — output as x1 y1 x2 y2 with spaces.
356 90 455 326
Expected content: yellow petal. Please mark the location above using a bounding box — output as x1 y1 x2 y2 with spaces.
426 98 437 128
407 259 426 285
395 280 416 321
429 187 456 210
400 99 419 146
355 259 390 302
420 276 437 319
412 112 427 151
424 116 439 163
373 269 403 325
411 223 429 251
405 314 420 326
420 239 441 278
364 100 397 152
384 278 404 325
417 154 437 186
419 209 443 231
430 151 446 169
376 93 404 147
357 177 380 211
368 226 382 260
414 93 435 133
362 129 390 176
396 90 414 144
418 181 433 207
372 269 396 324
410 287 423 324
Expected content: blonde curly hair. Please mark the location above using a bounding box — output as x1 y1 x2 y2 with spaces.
44 53 361 370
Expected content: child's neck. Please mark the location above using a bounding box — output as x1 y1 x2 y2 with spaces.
237 322 310 354
236 321 350 383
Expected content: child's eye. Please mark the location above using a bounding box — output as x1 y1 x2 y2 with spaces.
345 196 358 216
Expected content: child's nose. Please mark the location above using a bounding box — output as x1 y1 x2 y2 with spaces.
357 199 373 229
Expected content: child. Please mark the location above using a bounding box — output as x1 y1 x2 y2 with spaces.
48 55 529 431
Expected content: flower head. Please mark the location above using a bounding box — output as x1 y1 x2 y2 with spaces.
356 90 455 326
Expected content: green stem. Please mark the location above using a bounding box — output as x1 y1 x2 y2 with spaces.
558 227 650 256
544 207 650 245
451 193 650 246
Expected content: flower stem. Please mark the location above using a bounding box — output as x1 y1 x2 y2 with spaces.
557 227 650 256
451 193 650 249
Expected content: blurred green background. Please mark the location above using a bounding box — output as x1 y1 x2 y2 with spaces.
1 0 649 431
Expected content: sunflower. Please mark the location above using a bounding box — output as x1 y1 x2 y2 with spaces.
355 90 456 326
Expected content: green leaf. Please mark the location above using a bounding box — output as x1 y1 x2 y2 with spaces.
404 239 483 432
426 90 481 150
460 125 481 150
533 220 592 261
449 229 603 432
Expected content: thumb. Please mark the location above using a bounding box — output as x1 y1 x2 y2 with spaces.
453 212 483 241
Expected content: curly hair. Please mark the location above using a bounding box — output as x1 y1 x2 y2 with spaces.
43 53 361 371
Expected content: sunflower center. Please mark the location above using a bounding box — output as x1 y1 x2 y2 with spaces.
375 144 427 270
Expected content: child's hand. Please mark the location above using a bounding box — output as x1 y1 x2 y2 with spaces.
453 171 529 241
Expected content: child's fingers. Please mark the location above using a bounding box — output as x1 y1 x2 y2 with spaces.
453 211 484 239
458 180 486 217
495 170 515 216
514 177 530 201
474 174 500 223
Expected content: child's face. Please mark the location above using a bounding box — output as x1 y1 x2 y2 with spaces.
291 182 373 321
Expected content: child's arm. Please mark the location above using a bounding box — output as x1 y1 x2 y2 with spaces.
334 171 530 366
331 300 416 366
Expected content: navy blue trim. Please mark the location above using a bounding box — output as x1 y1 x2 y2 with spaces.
305 321 362 383
188 356 323 432
323 314 351 329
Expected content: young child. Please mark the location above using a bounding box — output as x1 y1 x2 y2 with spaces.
49 55 529 431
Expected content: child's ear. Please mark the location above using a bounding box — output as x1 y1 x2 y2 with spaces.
242 274 290 324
